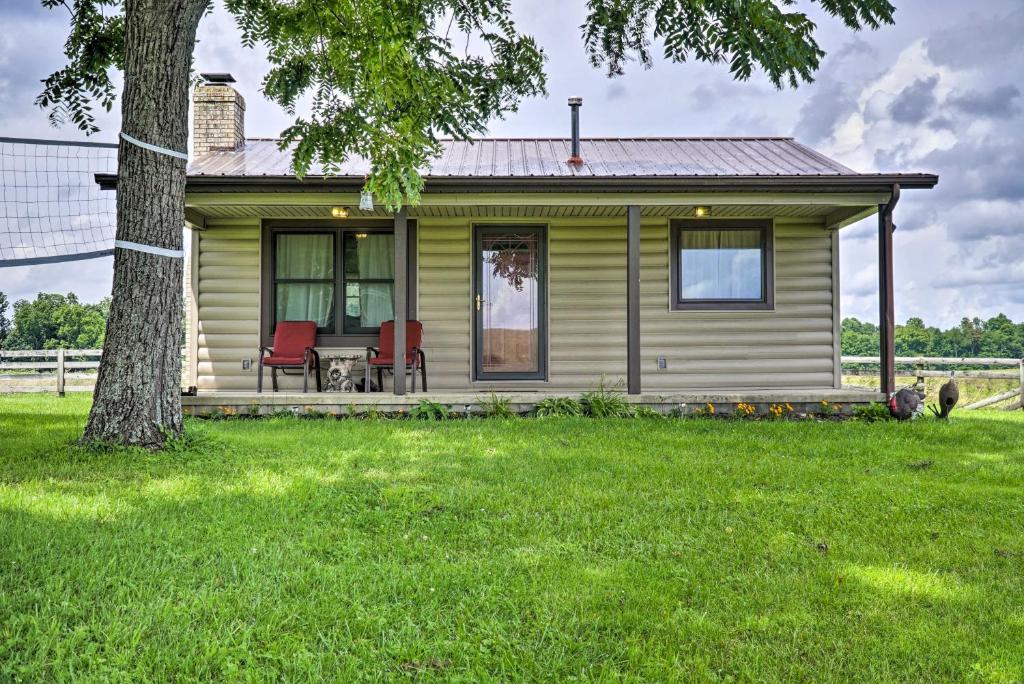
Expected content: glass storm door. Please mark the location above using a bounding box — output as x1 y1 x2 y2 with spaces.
473 226 547 380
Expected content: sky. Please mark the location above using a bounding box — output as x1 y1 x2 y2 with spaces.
1 0 1022 328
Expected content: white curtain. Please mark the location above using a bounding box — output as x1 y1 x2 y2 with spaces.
277 284 334 326
349 234 394 328
276 233 333 278
275 234 335 327
680 230 762 300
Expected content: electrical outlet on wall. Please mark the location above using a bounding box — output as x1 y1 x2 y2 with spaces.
657 357 667 370
241 357 252 371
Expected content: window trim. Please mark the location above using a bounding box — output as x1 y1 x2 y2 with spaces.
260 219 417 348
271 230 337 336
669 218 775 311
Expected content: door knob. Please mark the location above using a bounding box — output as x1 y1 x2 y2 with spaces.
475 294 484 310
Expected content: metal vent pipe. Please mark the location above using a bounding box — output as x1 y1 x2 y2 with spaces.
567 96 583 166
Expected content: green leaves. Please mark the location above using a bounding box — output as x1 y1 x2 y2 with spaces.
226 0 546 208
583 0 895 87
1 292 109 351
0 292 10 347
36 0 125 134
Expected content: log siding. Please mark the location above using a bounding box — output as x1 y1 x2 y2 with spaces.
192 213 839 392
641 217 836 390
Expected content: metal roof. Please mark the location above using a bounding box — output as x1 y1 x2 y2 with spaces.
188 137 863 178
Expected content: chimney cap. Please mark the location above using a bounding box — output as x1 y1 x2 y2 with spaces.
568 96 583 106
200 72 236 85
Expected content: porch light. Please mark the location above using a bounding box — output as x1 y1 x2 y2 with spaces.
354 233 369 239
694 206 711 218
331 206 350 218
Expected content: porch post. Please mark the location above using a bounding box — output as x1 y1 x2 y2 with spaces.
394 207 408 395
627 205 641 394
878 184 899 396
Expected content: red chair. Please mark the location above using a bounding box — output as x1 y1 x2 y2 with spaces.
258 320 322 393
365 320 427 392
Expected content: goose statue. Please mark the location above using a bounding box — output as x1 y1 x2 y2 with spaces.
889 387 925 420
929 371 960 419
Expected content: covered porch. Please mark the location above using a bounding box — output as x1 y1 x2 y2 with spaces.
184 183 911 400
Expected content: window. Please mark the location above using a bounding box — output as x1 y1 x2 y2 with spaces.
263 221 413 345
274 232 336 333
669 219 773 311
342 232 395 334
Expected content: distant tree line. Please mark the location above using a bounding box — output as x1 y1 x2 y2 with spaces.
0 292 109 351
843 315 1024 359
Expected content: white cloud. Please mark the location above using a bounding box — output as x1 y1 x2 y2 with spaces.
813 12 1024 328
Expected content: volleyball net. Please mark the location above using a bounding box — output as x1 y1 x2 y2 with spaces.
0 136 117 267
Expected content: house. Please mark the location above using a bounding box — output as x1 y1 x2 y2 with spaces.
156 74 939 414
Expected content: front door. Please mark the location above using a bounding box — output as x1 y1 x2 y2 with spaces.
473 225 547 380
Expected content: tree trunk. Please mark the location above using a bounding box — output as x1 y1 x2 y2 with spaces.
83 0 207 448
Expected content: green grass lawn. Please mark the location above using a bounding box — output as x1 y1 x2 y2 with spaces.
1 395 1023 682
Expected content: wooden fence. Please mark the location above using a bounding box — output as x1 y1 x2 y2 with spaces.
842 356 1024 410
3 350 1023 410
0 349 103 395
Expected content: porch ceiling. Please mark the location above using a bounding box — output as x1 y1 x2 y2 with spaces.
191 202 873 225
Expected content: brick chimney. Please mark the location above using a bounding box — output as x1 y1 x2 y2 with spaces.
192 73 245 157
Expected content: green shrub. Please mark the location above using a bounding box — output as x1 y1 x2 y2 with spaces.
632 406 664 419
534 396 583 418
479 392 516 419
853 402 891 422
410 399 451 421
580 380 633 418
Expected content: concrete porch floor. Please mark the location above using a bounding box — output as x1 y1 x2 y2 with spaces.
182 387 882 416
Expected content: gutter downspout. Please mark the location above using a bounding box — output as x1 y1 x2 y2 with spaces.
878 183 900 396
